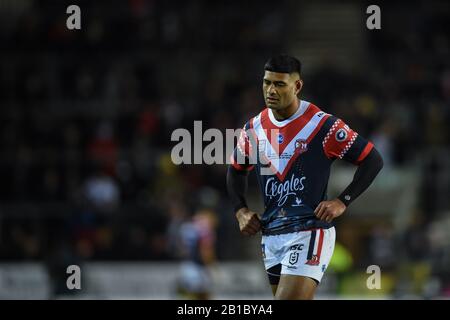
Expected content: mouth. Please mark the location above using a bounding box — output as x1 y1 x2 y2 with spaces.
266 97 279 102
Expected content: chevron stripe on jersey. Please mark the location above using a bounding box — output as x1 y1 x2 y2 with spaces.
251 102 330 181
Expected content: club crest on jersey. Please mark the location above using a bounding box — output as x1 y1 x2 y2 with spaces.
295 139 308 154
335 128 348 142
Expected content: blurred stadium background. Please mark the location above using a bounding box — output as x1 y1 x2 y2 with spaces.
0 0 449 299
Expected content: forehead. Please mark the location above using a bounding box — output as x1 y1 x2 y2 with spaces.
263 71 292 82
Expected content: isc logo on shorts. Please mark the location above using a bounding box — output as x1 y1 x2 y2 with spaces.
289 244 304 251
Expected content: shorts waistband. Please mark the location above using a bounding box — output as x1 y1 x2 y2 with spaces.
262 221 332 236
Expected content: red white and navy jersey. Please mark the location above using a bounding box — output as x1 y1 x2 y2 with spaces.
231 100 373 235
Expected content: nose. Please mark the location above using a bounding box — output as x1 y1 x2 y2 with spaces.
267 84 276 96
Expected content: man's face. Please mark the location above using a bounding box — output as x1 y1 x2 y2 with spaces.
262 71 302 110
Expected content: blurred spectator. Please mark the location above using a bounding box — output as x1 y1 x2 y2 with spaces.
370 121 395 168
87 121 119 176
83 169 120 213
174 208 218 300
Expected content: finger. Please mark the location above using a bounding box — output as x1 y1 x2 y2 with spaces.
250 213 261 223
247 223 260 233
326 215 334 223
244 224 259 234
322 207 334 221
314 203 323 215
249 217 261 229
316 204 328 219
327 215 335 223
247 218 261 228
244 228 257 236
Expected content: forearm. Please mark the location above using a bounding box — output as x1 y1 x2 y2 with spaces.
337 148 384 207
226 165 249 212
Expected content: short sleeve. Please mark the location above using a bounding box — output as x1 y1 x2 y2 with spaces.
230 122 255 171
322 118 374 164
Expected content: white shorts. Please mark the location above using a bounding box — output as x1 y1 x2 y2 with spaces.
261 227 336 284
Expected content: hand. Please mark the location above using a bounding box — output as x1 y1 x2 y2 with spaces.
314 198 347 223
235 207 261 236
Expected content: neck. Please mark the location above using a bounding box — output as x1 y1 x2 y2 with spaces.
272 99 300 121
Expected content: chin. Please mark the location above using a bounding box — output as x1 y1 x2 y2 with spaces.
266 103 281 109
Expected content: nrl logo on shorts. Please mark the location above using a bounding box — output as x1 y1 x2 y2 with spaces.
295 139 308 154
289 251 299 265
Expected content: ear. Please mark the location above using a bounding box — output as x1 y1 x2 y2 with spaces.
295 79 303 95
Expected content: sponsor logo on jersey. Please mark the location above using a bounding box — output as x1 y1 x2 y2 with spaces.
335 128 348 142
265 175 306 206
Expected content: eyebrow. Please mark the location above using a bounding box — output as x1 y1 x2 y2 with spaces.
263 79 287 85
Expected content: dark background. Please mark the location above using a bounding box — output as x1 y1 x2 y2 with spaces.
0 0 449 298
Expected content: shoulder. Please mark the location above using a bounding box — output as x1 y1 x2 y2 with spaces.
304 100 329 118
304 101 335 127
243 107 267 130
300 101 341 142
302 100 337 129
